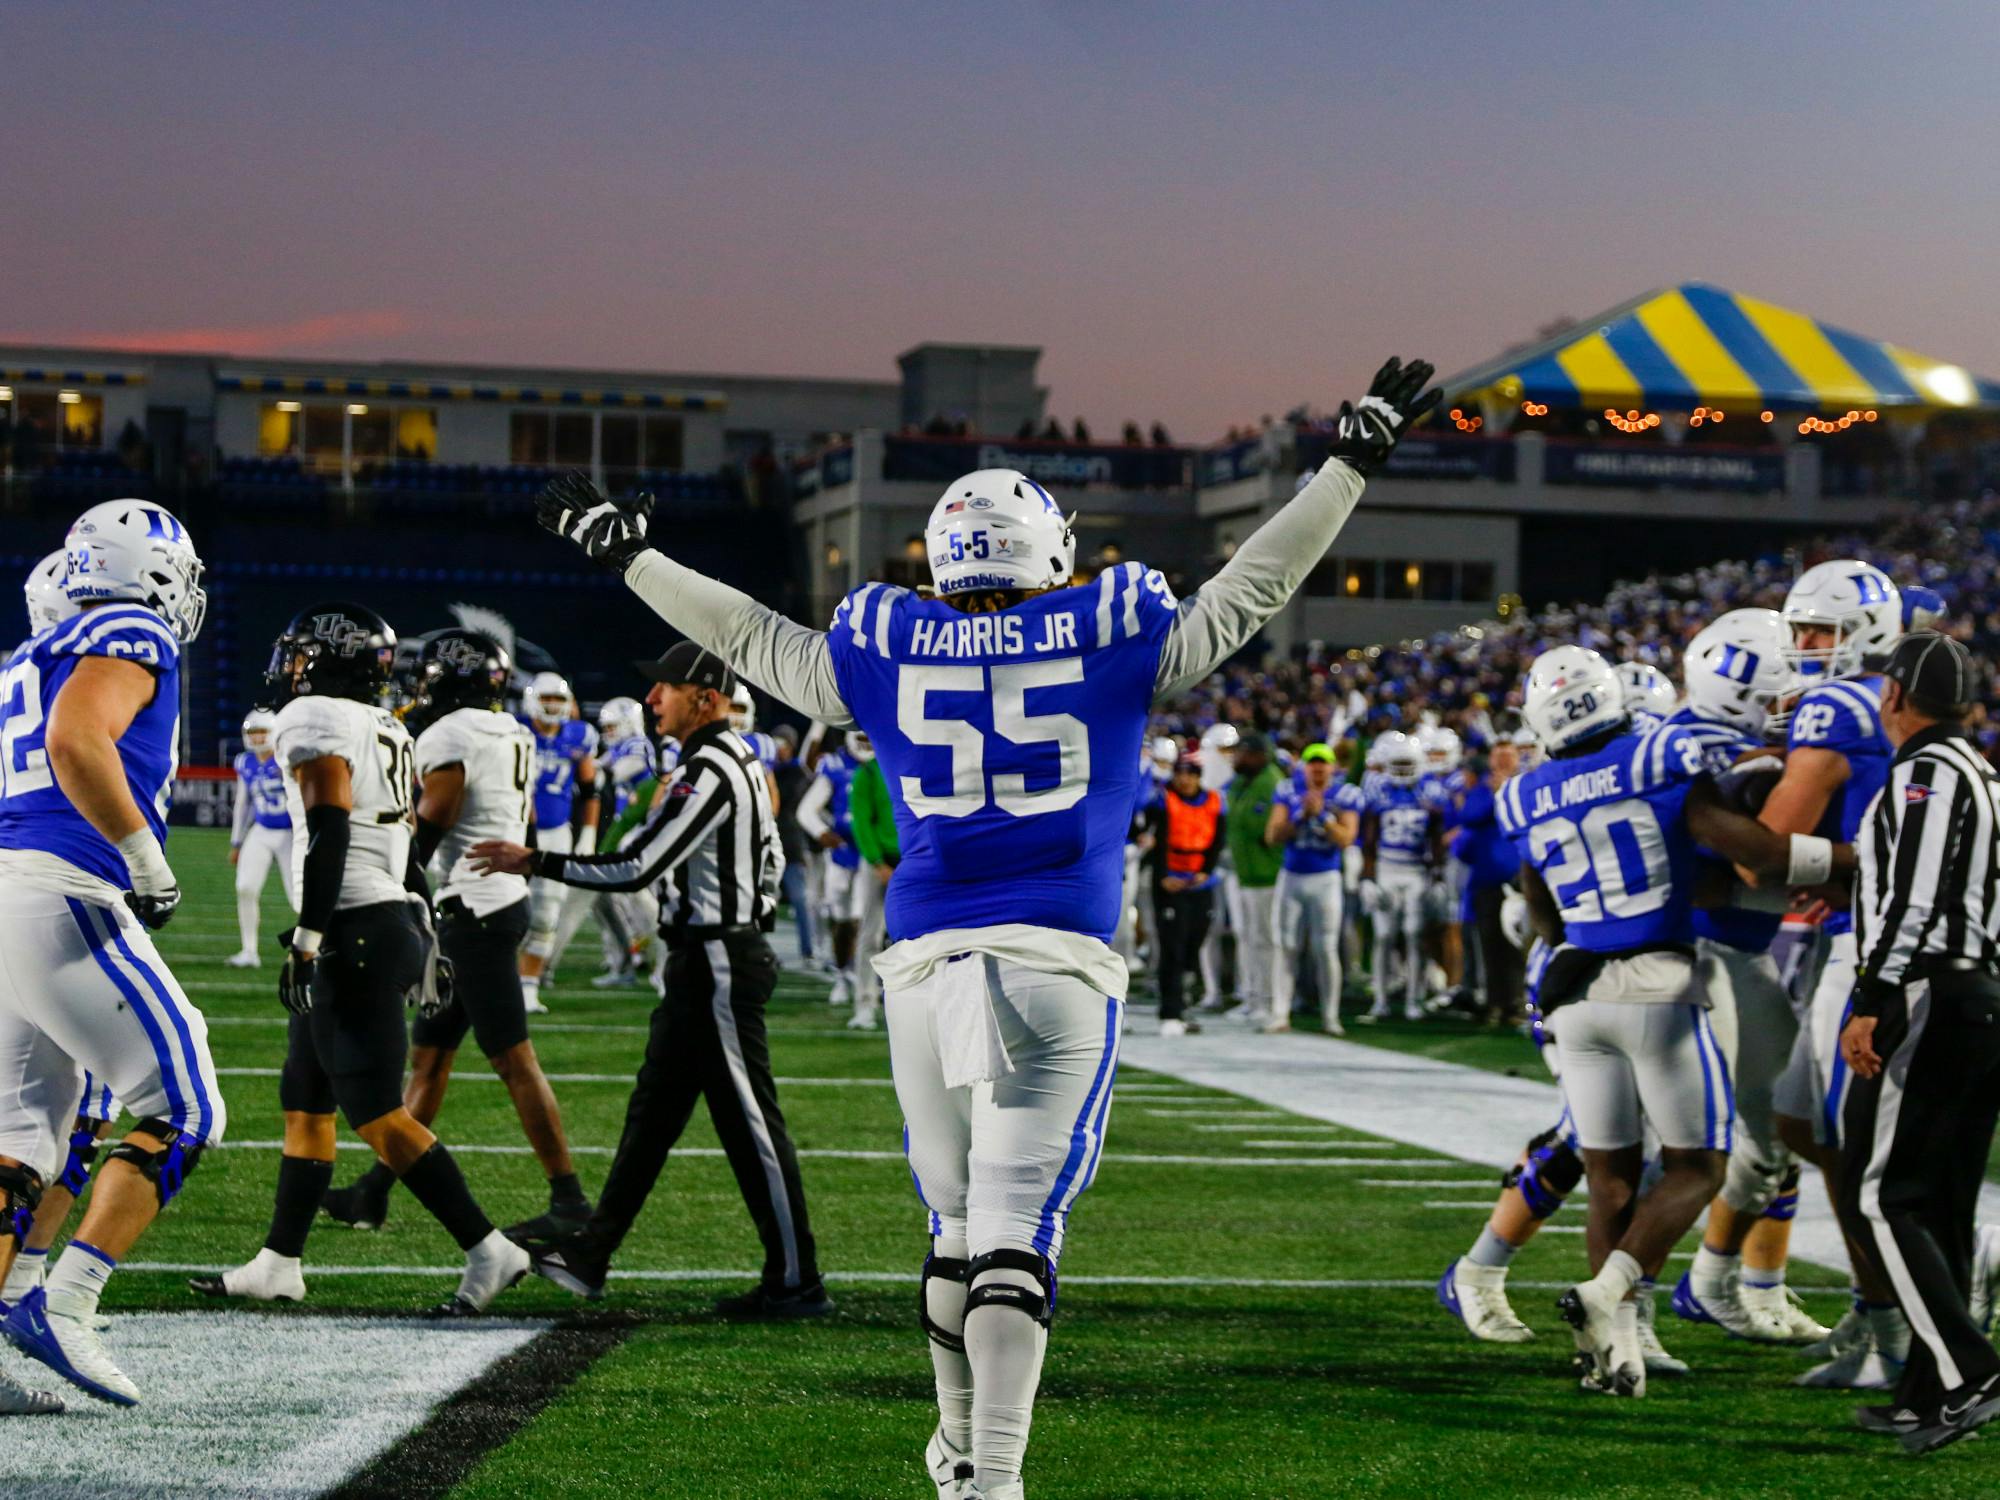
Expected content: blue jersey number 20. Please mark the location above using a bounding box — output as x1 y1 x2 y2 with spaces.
1527 799 1671 922
897 660 1089 818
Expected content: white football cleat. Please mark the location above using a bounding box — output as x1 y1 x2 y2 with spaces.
1800 1302 1865 1362
1670 1270 1792 1342
187 1247 306 1302
1739 1283 1830 1345
224 950 262 969
1608 1301 1647 1397
1260 1013 1292 1034
1437 1259 1533 1343
433 1230 530 1316
925 1428 977 1498
0 1362 61 1415
1158 1018 1188 1038
1557 1278 1621 1379
3 1288 136 1405
1635 1290 1687 1376
1322 1007 1345 1037
1796 1336 1903 1390
1972 1223 2000 1332
523 994 550 1015
1361 999 1392 1024
827 972 854 1008
846 1004 880 1031
1402 998 1426 1022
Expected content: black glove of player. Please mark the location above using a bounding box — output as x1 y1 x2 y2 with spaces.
123 886 182 931
278 949 316 1017
1328 357 1442 475
537 472 655 571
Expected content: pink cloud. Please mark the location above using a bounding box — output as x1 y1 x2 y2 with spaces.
2 309 415 355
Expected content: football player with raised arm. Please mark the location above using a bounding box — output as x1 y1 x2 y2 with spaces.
1761 561 1912 1388
1500 645 1848 1398
318 628 591 1239
192 606 528 1317
535 358 1441 1500
0 503 226 1409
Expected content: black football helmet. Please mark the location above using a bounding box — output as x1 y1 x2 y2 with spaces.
415 628 512 720
267 602 398 704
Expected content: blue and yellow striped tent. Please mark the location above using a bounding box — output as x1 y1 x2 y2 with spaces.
1445 282 2000 414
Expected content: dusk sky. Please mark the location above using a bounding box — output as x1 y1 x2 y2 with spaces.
9 2 1997 437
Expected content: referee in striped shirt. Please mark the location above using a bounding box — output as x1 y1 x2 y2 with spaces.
1837 630 2000 1452
471 641 827 1320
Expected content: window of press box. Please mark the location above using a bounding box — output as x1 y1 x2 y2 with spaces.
1423 561 1455 602
510 412 550 466
1385 560 1423 601
59 393 103 448
1460 561 1495 603
259 402 299 456
1343 559 1379 598
350 408 392 461
302 404 346 461
395 407 436 460
510 411 590 467
12 392 61 449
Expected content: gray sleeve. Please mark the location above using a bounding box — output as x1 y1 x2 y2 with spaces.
621 551 854 728
1152 458 1367 701
230 769 252 846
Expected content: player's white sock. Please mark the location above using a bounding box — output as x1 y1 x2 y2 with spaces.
43 1239 116 1321
521 976 541 1007
1690 1243 1738 1293
965 1258 1049 1490
1588 1249 1642 1303
2 1247 48 1304
1864 1303 1911 1362
236 890 261 956
927 1235 973 1454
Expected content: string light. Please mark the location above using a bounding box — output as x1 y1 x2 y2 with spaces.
1760 410 1774 422
1519 401 1549 416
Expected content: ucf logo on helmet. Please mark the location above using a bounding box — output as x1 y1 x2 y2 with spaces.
312 614 371 653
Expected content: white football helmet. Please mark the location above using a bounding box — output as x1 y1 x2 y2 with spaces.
24 549 77 635
1419 724 1462 773
598 695 645 743
1149 736 1177 768
1783 560 1901 682
924 469 1075 596
1523 645 1626 753
527 671 573 725
1683 608 1795 739
1510 723 1542 770
62 500 206 641
729 683 756 735
1377 730 1423 785
1615 661 1677 724
242 707 277 753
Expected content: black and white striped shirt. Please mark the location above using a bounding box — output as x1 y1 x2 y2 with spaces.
538 720 780 930
1853 724 2000 1002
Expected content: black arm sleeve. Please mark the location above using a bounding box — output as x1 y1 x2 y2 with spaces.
298 804 350 935
414 814 448 868
404 840 432 905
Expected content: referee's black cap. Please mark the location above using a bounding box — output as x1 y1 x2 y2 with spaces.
1884 629 1977 714
636 641 736 697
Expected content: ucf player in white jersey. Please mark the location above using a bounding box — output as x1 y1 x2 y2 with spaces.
193 604 528 1316
319 628 593 1239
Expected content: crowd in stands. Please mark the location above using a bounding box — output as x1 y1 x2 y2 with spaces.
905 413 1178 446
1152 489 2000 767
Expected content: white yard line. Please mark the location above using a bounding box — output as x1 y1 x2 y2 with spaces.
210 1067 892 1088
117 1262 1852 1296
212 1140 1407 1168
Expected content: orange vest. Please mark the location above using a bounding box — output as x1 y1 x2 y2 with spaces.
1164 789 1222 875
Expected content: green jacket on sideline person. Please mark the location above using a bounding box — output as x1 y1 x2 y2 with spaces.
1226 761 1283 888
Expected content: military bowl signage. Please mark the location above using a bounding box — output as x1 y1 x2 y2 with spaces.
167 765 237 828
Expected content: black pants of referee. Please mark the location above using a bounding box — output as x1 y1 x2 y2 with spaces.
1840 971 2000 1405
1154 883 1212 1022
582 928 820 1292
1472 883 1524 1021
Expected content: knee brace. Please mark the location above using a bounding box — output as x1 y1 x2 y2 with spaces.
0 1163 44 1245
1503 1127 1582 1221
104 1120 203 1208
965 1248 1056 1329
921 1252 970 1352
1762 1163 1803 1222
58 1117 104 1197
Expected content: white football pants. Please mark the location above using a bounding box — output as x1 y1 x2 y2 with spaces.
1272 868 1343 1018
1699 938 1798 1214
524 824 574 962
0 887 226 1179
234 822 295 957
1372 865 1427 1006
891 958 1121 1266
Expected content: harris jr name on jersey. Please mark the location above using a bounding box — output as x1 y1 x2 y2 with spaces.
907 611 1081 657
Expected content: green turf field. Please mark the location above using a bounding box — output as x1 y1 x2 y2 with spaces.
41 828 2000 1496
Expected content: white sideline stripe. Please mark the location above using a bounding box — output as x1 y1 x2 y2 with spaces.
1239 1139 1399 1150
0 1311 535 1498
1142 1108 1285 1118
1189 1124 1346 1134
213 1140 1402 1168
209 1066 894 1088
1116 1026 1965 1272
117 1263 1853 1296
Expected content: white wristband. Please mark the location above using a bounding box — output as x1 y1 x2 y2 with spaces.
291 927 324 957
1787 834 1834 887
116 829 174 895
